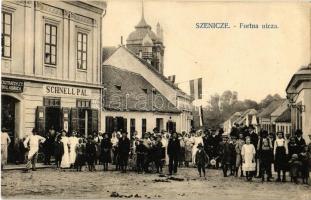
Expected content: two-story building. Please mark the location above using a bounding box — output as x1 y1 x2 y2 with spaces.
1 0 106 156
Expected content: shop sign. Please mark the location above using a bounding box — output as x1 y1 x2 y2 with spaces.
43 84 91 98
1 78 24 93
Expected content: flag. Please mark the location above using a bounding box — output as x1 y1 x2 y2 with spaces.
190 78 202 99
199 105 204 127
168 75 176 83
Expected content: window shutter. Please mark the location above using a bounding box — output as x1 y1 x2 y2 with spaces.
105 116 114 136
36 106 45 136
91 109 98 133
123 118 127 133
113 117 118 132
70 108 79 134
62 107 70 132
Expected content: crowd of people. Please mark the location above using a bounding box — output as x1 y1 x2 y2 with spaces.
1 125 311 185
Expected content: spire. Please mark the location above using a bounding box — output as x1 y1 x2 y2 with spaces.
135 0 151 29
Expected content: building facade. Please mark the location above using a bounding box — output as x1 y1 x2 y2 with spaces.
286 65 311 143
1 0 106 154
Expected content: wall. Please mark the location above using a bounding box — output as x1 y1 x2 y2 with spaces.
101 111 180 138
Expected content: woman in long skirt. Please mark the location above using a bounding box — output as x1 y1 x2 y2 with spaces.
241 136 256 181
68 131 79 168
184 134 193 167
60 130 70 169
274 132 288 182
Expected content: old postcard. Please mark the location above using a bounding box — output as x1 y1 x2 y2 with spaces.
1 0 311 199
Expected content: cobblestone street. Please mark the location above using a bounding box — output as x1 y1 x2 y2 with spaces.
1 167 310 199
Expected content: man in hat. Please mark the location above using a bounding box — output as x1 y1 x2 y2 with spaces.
23 128 46 172
43 126 56 165
118 132 131 173
1 127 11 170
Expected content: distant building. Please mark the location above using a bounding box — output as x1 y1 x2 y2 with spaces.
275 108 291 135
258 99 285 133
235 109 258 128
286 64 311 143
223 112 241 134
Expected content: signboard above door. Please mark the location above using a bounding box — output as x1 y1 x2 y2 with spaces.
1 78 24 93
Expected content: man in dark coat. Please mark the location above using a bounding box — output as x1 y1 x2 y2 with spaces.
43 127 56 165
294 129 306 154
167 132 181 175
218 135 232 177
118 132 131 173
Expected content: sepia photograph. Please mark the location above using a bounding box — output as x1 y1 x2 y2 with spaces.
1 0 311 199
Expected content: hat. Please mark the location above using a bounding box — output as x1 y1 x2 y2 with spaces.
197 143 203 148
222 135 229 138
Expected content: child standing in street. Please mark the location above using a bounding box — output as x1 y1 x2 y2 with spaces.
136 139 147 173
86 136 96 172
241 136 256 181
195 143 209 178
75 138 86 171
274 132 288 182
54 134 64 169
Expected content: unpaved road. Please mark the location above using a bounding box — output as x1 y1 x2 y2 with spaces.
1 167 310 199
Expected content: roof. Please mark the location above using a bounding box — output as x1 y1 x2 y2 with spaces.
233 109 257 124
105 45 192 100
102 65 180 114
275 108 291 123
127 13 161 44
102 46 117 62
258 99 286 118
286 64 311 93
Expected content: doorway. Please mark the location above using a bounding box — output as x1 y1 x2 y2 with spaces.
45 107 61 133
1 95 18 163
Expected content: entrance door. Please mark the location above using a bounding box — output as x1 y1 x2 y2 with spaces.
1 95 17 163
45 107 61 133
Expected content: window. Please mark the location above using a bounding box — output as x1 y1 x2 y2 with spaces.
43 97 61 107
77 32 87 70
77 99 91 108
1 12 12 58
44 24 57 65
130 118 136 136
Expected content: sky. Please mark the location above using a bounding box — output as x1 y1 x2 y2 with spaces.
102 0 310 102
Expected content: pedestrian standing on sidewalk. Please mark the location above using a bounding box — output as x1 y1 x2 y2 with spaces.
241 136 256 181
23 128 46 172
43 127 55 165
54 134 64 169
1 127 11 170
167 132 181 175
195 143 209 178
118 132 131 173
101 133 112 171
274 131 288 182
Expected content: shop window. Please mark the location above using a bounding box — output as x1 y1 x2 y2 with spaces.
77 32 87 70
1 12 12 58
77 99 91 108
44 24 57 65
43 97 61 107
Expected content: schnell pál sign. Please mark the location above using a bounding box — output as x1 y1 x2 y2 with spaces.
43 84 91 98
1 78 24 93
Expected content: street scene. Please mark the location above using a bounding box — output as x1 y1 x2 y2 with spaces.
1 0 311 199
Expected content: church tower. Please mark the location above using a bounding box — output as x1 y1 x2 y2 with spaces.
126 1 165 74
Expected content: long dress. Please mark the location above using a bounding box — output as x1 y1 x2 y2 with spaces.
184 137 193 162
241 144 256 172
60 136 70 168
68 136 79 165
